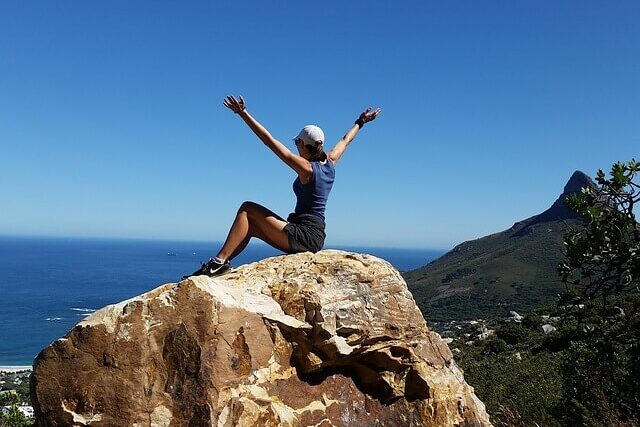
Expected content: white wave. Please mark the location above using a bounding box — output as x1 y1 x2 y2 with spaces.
0 366 32 373
70 307 96 312
44 317 63 321
75 313 92 316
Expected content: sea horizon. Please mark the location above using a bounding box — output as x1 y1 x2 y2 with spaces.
0 233 448 253
0 235 445 366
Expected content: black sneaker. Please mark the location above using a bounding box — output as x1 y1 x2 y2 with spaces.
182 258 231 279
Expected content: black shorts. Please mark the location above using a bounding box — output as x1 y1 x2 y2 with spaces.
283 213 326 254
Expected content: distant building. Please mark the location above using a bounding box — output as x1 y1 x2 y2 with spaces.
19 405 34 418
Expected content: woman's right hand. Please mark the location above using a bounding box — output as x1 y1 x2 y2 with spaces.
223 95 246 114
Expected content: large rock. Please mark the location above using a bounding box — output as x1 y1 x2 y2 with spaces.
30 250 492 426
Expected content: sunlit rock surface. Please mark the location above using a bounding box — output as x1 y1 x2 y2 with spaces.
30 250 492 426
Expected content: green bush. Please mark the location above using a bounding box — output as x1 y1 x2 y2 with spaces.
457 162 640 426
521 314 542 331
556 161 640 425
481 338 508 355
0 391 33 427
458 349 564 427
496 323 530 345
559 310 640 426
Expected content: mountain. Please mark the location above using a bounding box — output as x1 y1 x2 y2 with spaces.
403 171 594 322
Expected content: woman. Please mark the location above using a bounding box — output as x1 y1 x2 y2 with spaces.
185 95 381 278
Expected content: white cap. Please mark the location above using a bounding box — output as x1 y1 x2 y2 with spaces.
293 125 325 146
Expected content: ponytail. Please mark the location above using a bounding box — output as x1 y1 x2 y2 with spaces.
309 143 327 162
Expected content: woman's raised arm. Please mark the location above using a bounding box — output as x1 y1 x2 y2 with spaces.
223 95 312 177
328 107 381 166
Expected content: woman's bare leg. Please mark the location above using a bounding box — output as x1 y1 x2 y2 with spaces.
226 234 251 262
216 201 290 261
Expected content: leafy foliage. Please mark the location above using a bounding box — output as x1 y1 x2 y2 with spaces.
456 161 640 427
0 392 20 407
559 159 640 305
496 322 530 345
556 160 640 425
0 391 33 427
457 327 564 427
555 296 640 426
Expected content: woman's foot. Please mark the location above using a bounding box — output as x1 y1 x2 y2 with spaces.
182 258 232 279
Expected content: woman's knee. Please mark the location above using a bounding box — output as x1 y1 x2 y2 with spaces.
238 201 286 232
238 201 259 214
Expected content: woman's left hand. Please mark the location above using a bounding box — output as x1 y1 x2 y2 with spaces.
223 95 246 114
357 107 382 125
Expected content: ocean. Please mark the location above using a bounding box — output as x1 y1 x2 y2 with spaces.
0 236 443 366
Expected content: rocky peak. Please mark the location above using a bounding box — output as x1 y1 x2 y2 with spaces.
516 170 595 228
30 250 492 426
562 170 594 197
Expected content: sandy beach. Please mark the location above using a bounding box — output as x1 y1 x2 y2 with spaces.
0 366 32 373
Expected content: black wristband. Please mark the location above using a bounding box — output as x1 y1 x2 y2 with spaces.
355 118 365 128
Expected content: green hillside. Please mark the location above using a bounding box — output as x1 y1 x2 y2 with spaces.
403 171 593 322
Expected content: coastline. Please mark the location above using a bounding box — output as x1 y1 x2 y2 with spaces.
0 366 32 373
0 238 445 372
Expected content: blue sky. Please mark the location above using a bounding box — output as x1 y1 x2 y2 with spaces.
1 1 638 249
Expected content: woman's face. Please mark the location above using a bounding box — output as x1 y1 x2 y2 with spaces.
295 139 311 159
